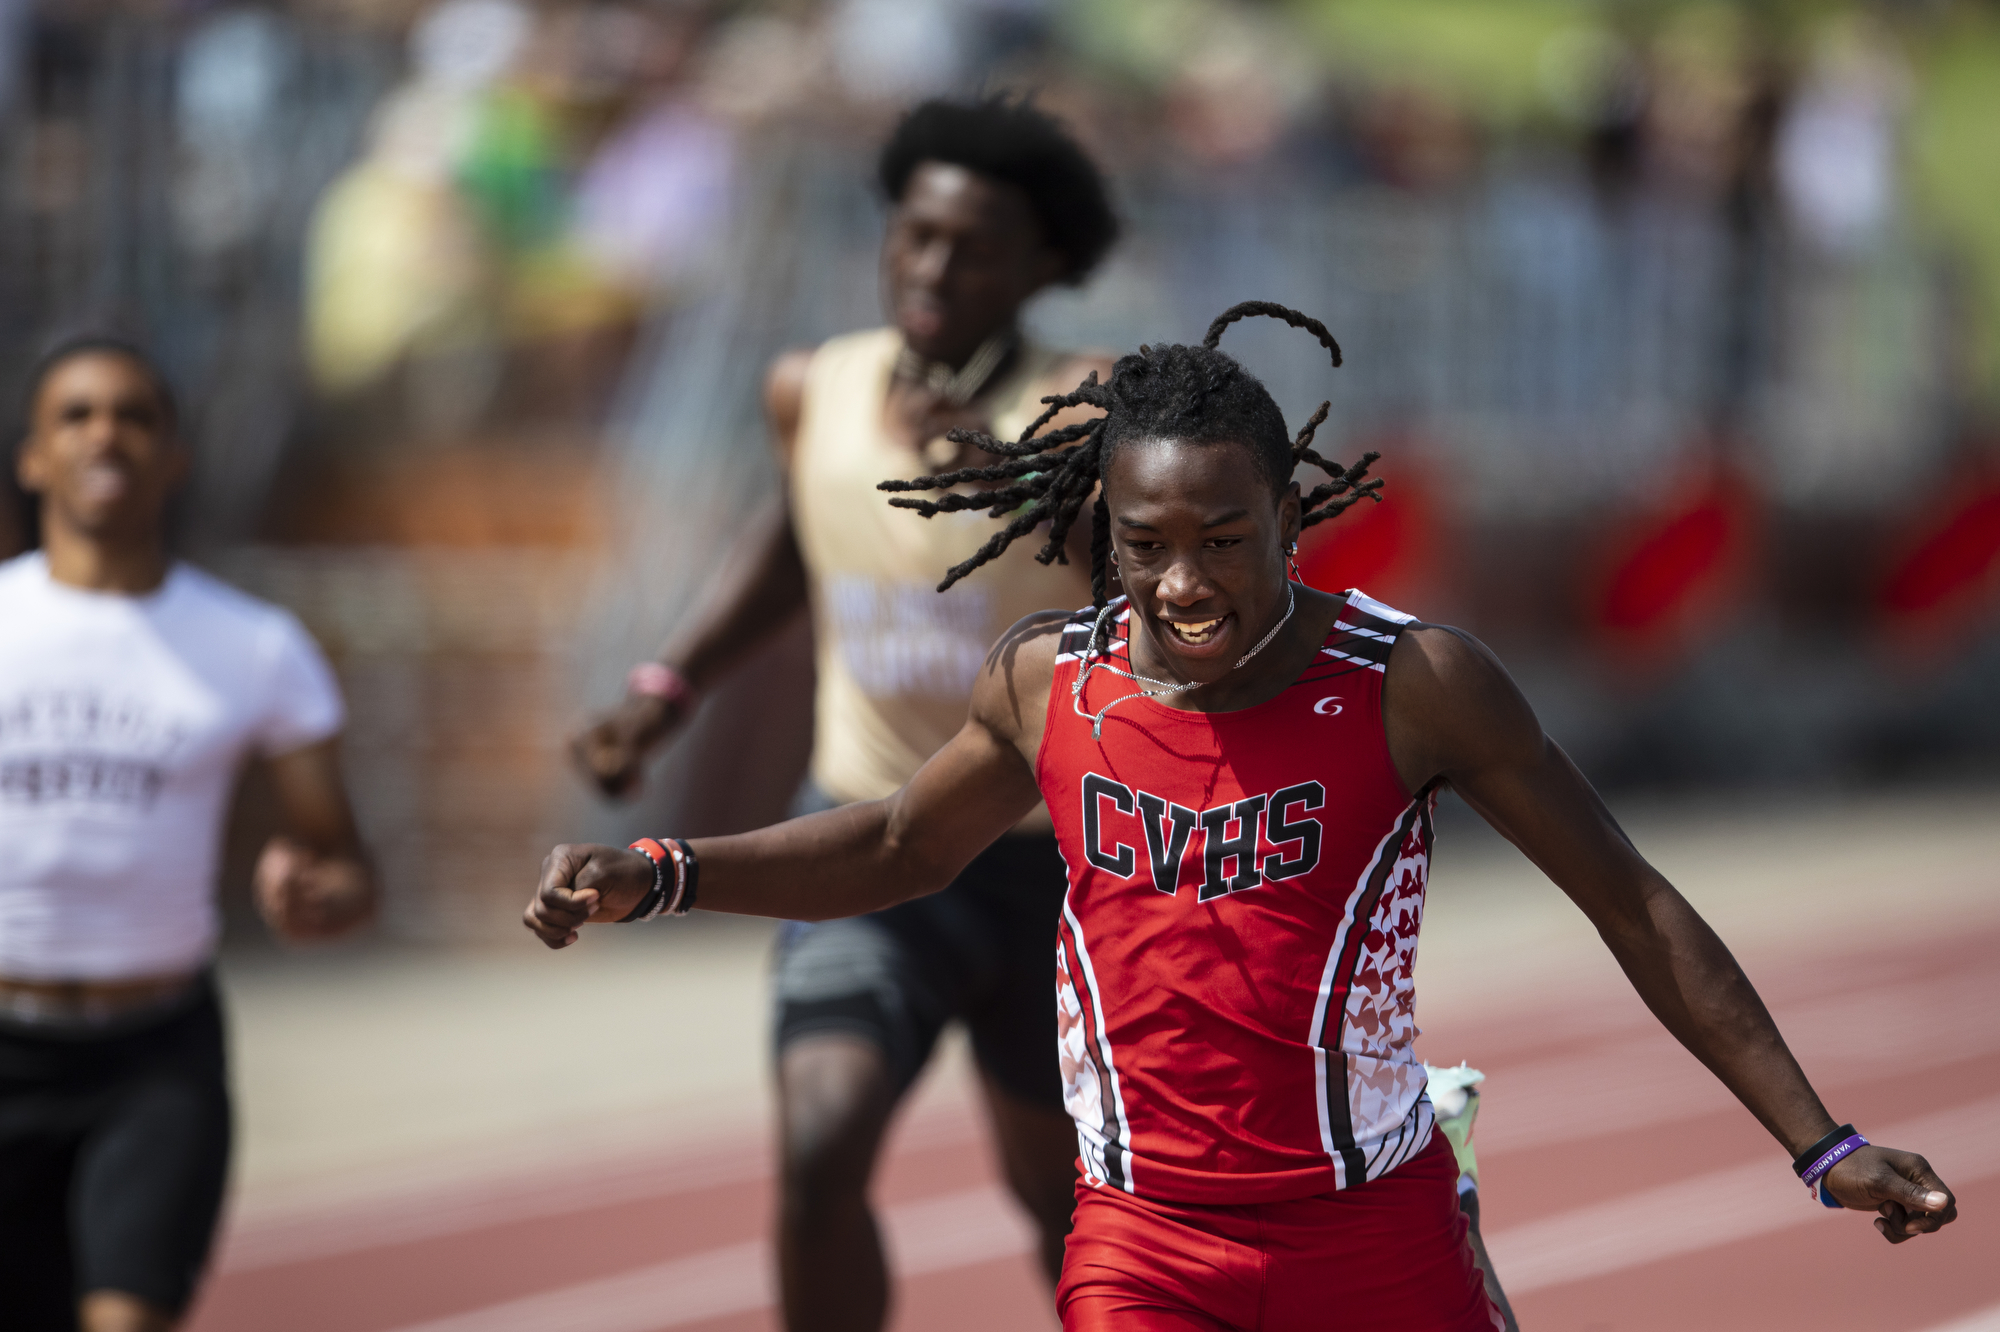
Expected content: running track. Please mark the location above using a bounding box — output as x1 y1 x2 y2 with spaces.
188 806 1998 1331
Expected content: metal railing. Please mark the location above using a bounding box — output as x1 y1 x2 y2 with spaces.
0 7 394 542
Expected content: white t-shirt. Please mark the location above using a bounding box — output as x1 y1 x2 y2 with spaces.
0 553 345 981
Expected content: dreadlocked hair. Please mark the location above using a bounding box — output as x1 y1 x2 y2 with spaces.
876 301 1384 623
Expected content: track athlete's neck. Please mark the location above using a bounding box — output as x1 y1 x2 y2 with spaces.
39 525 172 596
1124 584 1348 716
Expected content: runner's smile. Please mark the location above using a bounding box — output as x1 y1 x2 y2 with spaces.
1155 609 1236 659
1106 437 1301 686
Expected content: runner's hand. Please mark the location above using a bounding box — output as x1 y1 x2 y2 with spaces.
1822 1145 1957 1243
255 836 374 941
570 694 685 799
523 843 654 948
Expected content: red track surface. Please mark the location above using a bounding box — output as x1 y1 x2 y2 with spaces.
188 921 1998 1332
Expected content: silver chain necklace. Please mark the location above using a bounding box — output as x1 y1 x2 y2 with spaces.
1071 584 1297 740
895 330 1017 407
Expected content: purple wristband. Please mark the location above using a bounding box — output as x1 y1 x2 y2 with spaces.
1800 1132 1867 1208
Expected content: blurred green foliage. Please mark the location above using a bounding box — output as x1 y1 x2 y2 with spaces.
1908 8 2000 412
1293 0 1596 126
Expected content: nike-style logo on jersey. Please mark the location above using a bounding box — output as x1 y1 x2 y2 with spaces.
1040 589 1437 1205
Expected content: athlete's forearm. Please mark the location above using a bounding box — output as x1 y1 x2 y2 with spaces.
1617 889 1960 1244
536 708 1043 947
690 798 962 921
656 498 809 690
1447 731 1841 1159
524 799 973 948
686 713 1047 921
1595 876 1837 1157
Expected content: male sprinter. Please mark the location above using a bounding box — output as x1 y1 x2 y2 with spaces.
533 303 1956 1331
0 339 375 1331
570 95 1114 1330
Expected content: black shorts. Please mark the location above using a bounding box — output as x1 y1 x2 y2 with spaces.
773 829 1070 1109
0 977 231 1327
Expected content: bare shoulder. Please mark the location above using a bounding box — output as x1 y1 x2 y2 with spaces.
971 609 1074 753
1384 623 1544 785
764 348 816 465
1387 622 1510 702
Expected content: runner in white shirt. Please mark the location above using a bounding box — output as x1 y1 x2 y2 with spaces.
0 338 376 1332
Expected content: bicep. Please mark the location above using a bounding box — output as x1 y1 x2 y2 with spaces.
1388 627 1663 928
884 716 1042 883
1450 732 1663 927
262 738 363 853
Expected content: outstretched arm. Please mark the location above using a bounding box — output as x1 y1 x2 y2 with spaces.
1383 625 1957 1244
530 612 1065 944
571 351 814 797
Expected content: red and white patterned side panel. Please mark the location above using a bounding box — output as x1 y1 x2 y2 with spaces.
1342 809 1433 1148
1057 938 1111 1187
1056 913 1133 1194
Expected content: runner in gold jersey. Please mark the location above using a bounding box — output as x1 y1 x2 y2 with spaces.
572 96 1116 1332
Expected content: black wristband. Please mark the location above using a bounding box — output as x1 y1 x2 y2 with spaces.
620 846 667 923
1792 1124 1857 1177
670 837 699 914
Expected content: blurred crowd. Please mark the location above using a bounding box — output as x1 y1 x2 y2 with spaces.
296 0 2000 437
275 0 1985 430
3 0 1998 475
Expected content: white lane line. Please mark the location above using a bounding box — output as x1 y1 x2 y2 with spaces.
1472 967 2000 1157
1918 1302 2000 1332
218 1099 985 1273
220 1149 768 1274
376 1185 1033 1332
1486 1097 2000 1295
380 1238 769 1332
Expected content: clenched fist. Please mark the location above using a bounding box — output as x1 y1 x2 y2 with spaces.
1822 1144 1958 1244
255 836 374 942
522 843 656 948
570 694 688 799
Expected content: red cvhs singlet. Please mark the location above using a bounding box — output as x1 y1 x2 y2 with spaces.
1038 589 1436 1206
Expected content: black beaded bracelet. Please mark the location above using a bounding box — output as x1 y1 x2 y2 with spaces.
1792 1124 1858 1177
668 837 699 915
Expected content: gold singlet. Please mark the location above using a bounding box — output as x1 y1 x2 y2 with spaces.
791 328 1091 827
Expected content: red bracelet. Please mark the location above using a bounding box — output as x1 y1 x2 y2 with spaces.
628 662 694 706
622 838 672 922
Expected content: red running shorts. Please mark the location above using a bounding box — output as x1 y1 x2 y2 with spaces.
1057 1132 1504 1332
